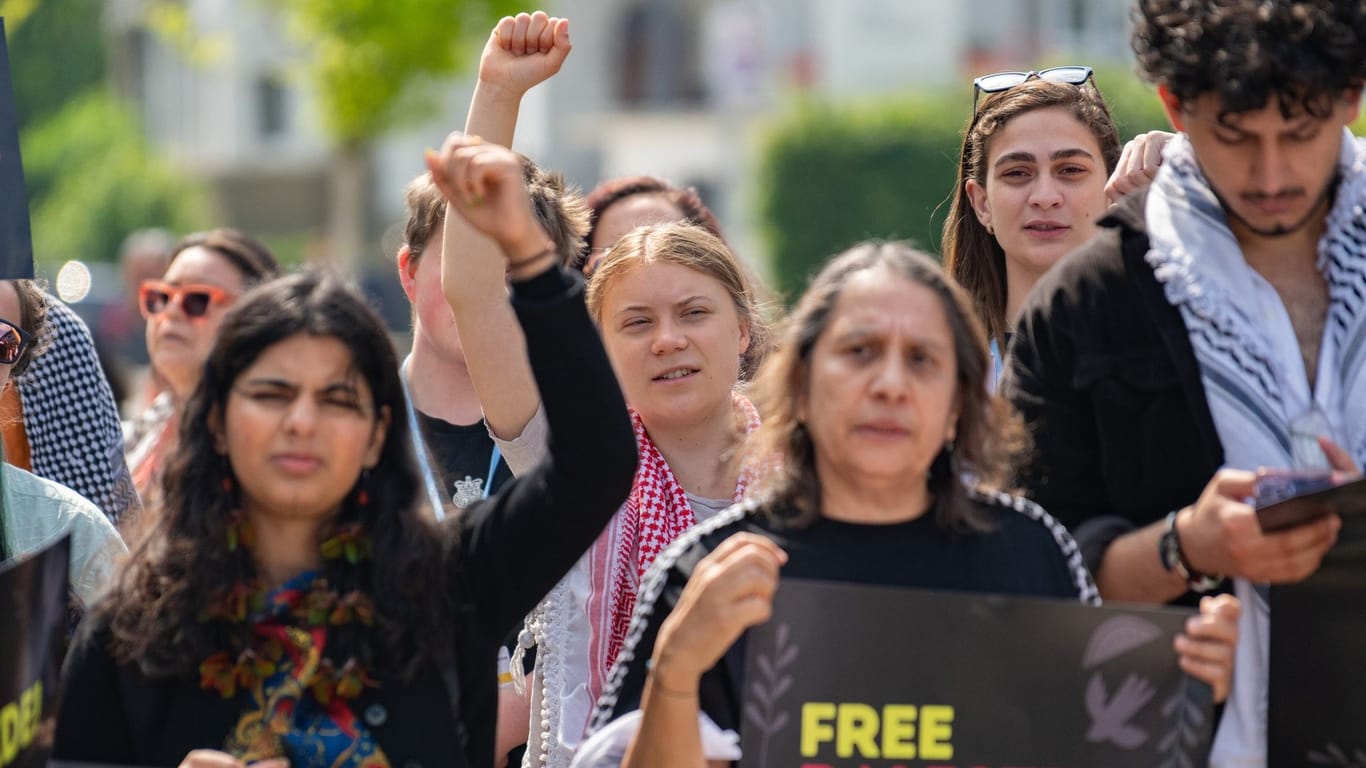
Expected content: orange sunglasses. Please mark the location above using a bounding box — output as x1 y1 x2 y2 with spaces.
139 281 237 319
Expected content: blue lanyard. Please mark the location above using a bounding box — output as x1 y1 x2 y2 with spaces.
400 356 502 521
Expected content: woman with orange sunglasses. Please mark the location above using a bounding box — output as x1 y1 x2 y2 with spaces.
125 229 280 513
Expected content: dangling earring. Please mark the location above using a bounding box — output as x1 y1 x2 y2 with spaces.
355 469 371 507
221 456 234 493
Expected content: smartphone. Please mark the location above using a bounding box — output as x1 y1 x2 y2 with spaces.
1255 469 1366 533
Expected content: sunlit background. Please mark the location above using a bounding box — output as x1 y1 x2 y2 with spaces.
8 0 1362 344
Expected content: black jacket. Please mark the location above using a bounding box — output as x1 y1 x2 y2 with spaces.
1003 189 1224 582
53 267 637 768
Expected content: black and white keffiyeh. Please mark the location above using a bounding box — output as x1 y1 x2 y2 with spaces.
1144 129 1366 766
15 297 140 524
1145 130 1366 470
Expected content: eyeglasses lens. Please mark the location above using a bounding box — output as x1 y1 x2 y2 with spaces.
973 66 1094 110
0 328 22 365
976 72 1031 92
181 291 213 317
143 289 170 315
1039 66 1092 86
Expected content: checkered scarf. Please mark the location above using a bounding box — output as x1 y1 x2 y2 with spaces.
603 392 761 673
15 298 139 523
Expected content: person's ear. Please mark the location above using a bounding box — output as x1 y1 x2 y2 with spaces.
1157 85 1186 132
1342 87 1363 125
965 179 993 234
737 316 751 357
397 246 419 303
363 405 392 469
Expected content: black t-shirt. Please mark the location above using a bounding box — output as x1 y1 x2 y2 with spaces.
414 410 515 510
589 490 1096 735
414 409 529 767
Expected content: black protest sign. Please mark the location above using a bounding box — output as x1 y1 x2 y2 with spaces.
0 18 35 279
1269 497 1366 765
741 580 1212 768
0 534 69 768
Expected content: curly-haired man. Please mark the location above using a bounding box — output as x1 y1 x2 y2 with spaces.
1004 1 1366 764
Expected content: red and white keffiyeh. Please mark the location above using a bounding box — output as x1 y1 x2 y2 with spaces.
604 392 761 677
523 392 761 768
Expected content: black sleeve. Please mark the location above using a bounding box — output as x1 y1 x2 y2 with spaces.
1003 245 1112 534
52 619 136 761
1070 515 1138 577
454 265 637 639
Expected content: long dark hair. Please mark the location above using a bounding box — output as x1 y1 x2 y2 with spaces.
747 242 1027 531
102 270 450 680
941 79 1121 348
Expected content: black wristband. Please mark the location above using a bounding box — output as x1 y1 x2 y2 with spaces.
1158 510 1223 593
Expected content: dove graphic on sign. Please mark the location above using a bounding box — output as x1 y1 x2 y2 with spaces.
1081 615 1163 749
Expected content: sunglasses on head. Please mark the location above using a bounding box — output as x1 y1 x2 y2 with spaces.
972 65 1095 111
139 281 236 319
0 318 35 366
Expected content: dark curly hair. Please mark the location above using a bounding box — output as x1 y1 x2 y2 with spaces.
101 270 451 681
1133 0 1366 118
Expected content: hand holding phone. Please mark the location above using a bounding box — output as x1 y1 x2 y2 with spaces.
1255 468 1366 533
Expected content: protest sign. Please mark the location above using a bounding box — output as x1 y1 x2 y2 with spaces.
0 534 70 768
1269 496 1366 766
741 580 1211 768
0 18 35 279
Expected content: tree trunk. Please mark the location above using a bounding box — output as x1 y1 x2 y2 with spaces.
328 139 369 276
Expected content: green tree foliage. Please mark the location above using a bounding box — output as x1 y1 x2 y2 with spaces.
5 0 209 267
271 0 525 270
757 93 965 299
278 0 523 144
23 91 208 265
4 0 104 130
757 70 1172 300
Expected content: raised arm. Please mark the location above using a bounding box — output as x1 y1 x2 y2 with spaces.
437 12 572 450
426 138 635 632
466 11 571 145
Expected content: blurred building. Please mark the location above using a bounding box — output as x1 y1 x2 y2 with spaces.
104 0 1135 277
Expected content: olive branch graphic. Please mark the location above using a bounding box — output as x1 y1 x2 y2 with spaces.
1155 685 1206 768
1308 743 1366 767
744 622 799 768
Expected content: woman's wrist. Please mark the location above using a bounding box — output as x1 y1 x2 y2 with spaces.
646 656 700 698
472 78 527 107
506 244 559 281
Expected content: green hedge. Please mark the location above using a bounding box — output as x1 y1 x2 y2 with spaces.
23 91 211 268
757 72 1171 300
